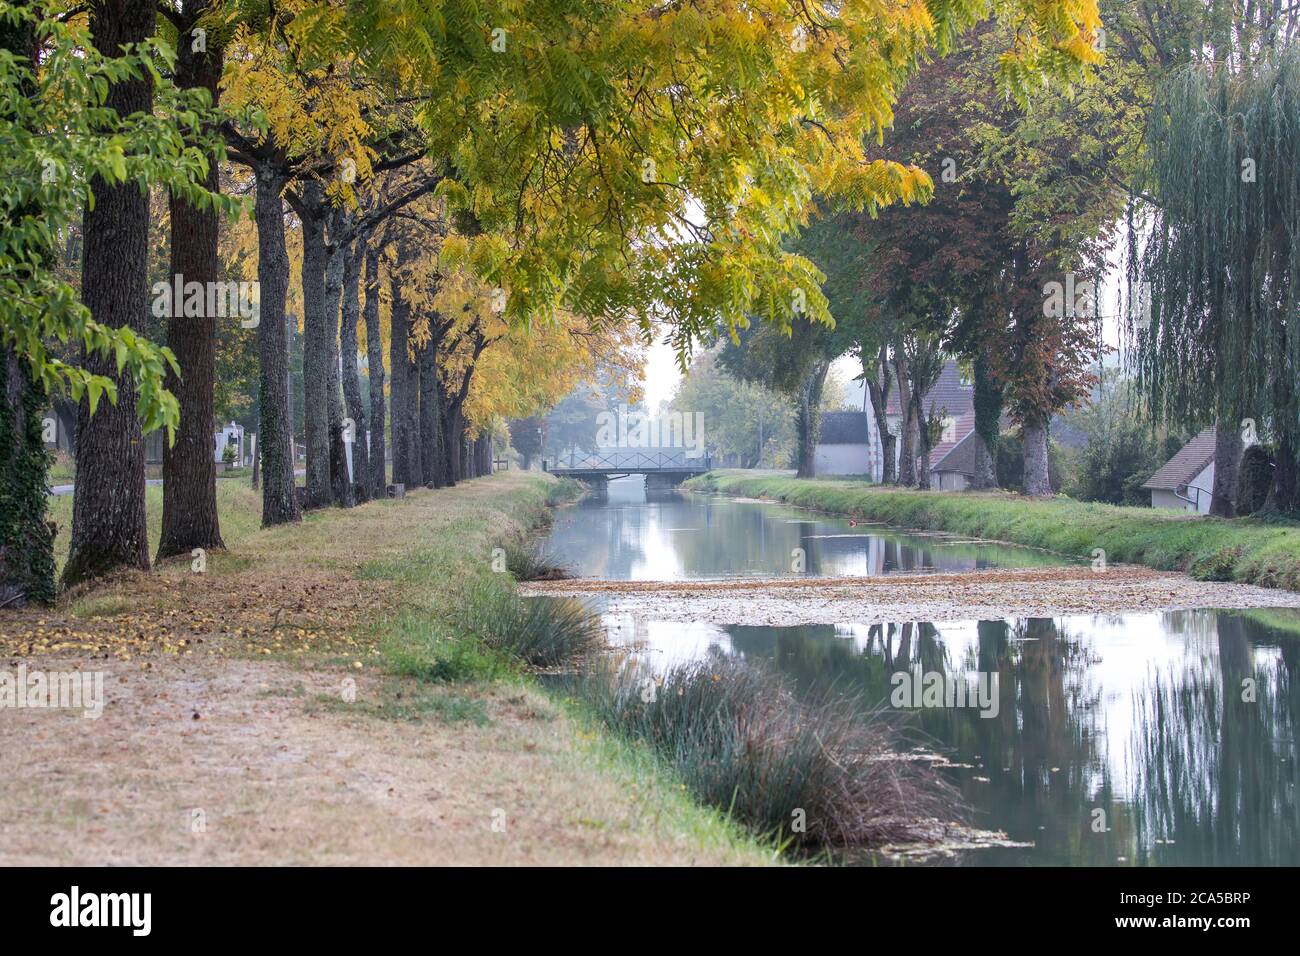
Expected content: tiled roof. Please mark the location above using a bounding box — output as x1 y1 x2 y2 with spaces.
818 411 872 445
885 359 974 421
931 413 981 474
1141 427 1217 490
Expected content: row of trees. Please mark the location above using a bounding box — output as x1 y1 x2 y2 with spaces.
1 0 1106 607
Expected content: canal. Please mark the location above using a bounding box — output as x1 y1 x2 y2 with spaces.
539 477 1300 865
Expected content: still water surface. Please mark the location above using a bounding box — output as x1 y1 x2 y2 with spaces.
541 478 1300 866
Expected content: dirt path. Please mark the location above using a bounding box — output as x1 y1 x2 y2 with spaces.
0 654 765 865
521 565 1300 625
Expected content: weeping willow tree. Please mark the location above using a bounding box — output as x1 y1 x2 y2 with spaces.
1131 47 1300 515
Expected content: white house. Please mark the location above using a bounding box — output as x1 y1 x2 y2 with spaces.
813 411 876 476
1142 427 1217 513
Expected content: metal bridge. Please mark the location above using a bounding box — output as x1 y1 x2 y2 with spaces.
542 449 711 481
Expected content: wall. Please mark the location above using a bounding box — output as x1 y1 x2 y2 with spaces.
1150 463 1214 514
814 443 873 476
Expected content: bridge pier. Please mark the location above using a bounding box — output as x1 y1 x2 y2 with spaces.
576 475 608 498
645 472 686 492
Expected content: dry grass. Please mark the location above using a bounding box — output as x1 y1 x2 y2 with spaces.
3 474 775 865
0 656 772 865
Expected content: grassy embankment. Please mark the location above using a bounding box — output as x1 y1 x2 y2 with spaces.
685 470 1300 591
21 471 775 864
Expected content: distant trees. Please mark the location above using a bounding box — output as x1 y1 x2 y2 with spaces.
671 351 795 469
1066 371 1190 506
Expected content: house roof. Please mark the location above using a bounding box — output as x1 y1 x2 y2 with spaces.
818 411 872 445
1141 427 1217 491
926 408 975 470
931 415 984 476
885 359 973 421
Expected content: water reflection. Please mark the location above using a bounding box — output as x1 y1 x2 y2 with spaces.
544 477 1071 580
608 609 1300 865
544 482 1300 864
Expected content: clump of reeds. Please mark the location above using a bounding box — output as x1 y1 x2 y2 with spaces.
503 540 573 582
461 581 603 668
572 654 956 851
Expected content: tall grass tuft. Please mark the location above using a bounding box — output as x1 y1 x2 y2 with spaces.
503 540 573 581
572 654 956 851
461 582 604 668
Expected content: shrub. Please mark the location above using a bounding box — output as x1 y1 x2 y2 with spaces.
572 655 956 851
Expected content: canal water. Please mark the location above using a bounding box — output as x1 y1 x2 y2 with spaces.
540 477 1300 866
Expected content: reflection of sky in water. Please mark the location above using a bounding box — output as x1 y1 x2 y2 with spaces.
544 476 1073 581
601 609 1300 865
548 483 1300 865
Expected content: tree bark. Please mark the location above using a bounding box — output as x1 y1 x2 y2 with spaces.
363 248 386 498
1021 417 1052 496
299 183 332 508
914 392 932 490
388 269 412 487
323 213 352 507
865 345 895 484
794 360 829 479
339 237 369 502
158 1 223 560
1 347 56 607
442 404 463 486
1 12 55 607
971 355 1001 490
404 328 424 488
253 168 300 526
417 331 442 487
894 349 916 487
63 0 155 587
1210 421 1243 517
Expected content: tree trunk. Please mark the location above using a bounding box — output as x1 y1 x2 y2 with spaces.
971 355 1001 490
158 4 223 560
1021 417 1052 496
894 350 915 487
417 333 442 487
253 168 300 527
1210 421 1243 517
404 331 424 488
1 347 56 607
794 360 829 479
323 214 352 507
389 271 412 486
363 248 386 498
865 346 895 484
442 404 463 486
299 184 332 508
339 238 369 503
1 13 55 607
63 0 155 587
914 391 932 490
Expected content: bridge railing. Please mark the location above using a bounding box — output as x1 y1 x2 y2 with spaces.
543 449 711 472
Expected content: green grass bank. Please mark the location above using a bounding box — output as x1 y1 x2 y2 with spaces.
685 470 1300 591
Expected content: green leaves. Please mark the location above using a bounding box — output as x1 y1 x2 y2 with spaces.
1 2 232 441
